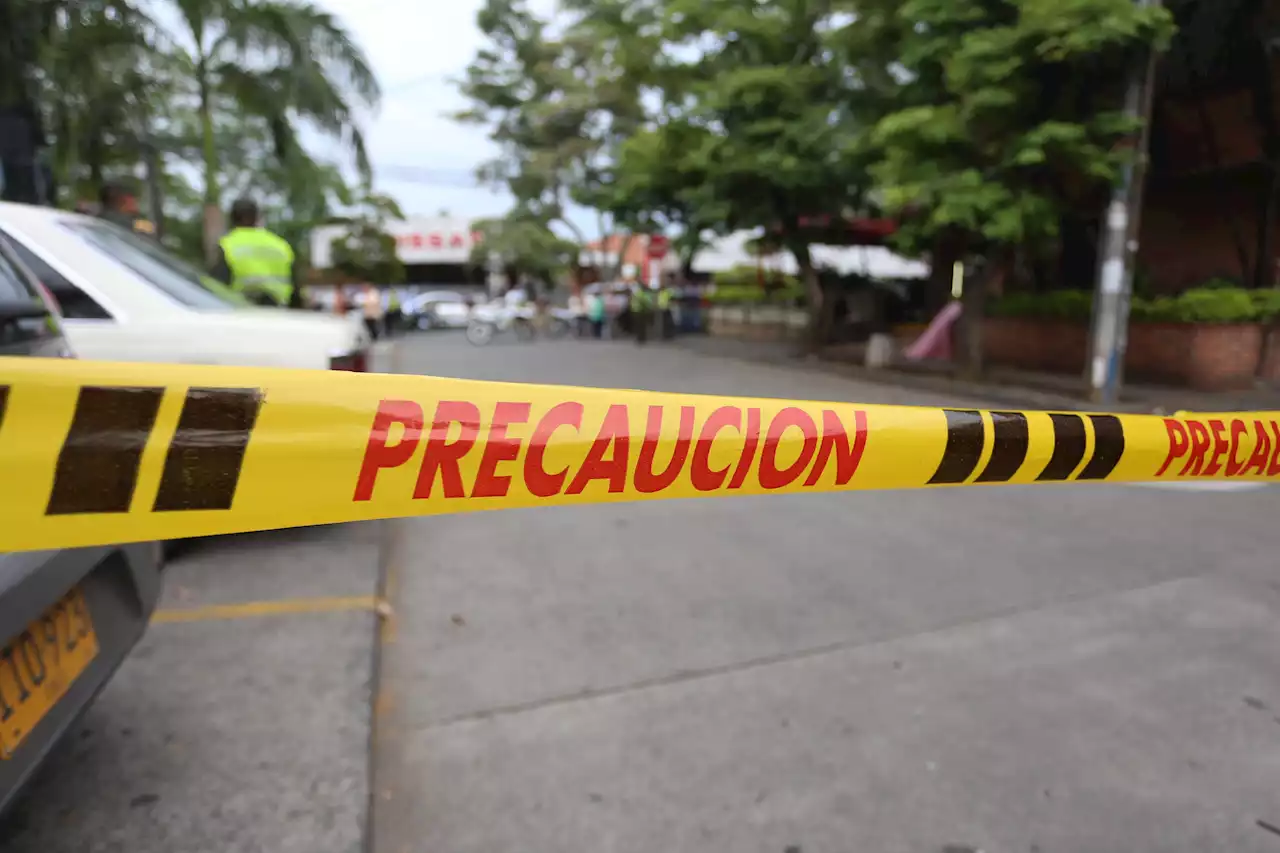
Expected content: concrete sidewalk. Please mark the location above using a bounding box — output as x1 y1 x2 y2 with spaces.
674 335 1280 413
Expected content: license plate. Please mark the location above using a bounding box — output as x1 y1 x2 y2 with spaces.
0 588 98 758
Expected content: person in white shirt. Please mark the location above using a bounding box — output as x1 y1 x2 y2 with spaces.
361 283 386 340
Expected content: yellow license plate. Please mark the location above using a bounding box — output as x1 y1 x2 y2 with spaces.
0 588 98 758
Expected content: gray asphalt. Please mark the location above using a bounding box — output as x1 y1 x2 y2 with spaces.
2 333 1278 853
375 335 1280 853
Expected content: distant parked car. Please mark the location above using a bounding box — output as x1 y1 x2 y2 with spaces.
403 290 471 330
0 238 162 814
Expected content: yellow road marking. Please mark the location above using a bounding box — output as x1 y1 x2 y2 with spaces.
153 595 381 624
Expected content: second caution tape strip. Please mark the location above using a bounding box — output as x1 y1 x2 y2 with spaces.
0 357 1276 552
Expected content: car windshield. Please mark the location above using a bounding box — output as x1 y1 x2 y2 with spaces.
61 219 252 312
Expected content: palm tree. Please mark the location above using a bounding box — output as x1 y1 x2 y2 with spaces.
165 0 381 256
36 1 160 201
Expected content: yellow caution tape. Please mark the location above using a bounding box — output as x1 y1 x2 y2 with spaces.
0 357 1277 552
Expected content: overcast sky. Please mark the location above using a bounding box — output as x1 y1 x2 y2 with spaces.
313 0 583 229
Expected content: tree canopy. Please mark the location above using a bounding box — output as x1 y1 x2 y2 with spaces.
8 0 394 267
456 0 1177 352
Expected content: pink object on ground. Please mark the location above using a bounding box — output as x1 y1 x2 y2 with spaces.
904 300 961 361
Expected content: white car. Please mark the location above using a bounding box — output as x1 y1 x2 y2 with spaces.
402 290 472 330
0 202 371 371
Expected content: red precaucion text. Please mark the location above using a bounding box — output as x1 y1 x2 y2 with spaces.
352 400 869 502
1156 416 1280 478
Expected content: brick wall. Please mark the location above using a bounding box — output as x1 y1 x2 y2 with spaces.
1139 175 1264 292
1140 86 1274 292
984 318 1088 374
984 317 1265 390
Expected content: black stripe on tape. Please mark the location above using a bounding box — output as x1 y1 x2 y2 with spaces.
975 411 1029 483
928 409 985 484
153 387 264 512
47 386 164 515
0 386 9 431
1036 413 1087 481
1077 414 1125 480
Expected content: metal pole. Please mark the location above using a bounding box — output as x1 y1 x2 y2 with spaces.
1087 0 1161 405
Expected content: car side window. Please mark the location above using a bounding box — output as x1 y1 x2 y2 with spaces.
0 232 113 320
0 244 39 302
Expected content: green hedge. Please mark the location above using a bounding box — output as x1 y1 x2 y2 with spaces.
988 286 1280 324
712 264 800 290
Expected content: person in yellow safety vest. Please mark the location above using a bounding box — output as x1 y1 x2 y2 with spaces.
630 283 655 345
386 288 402 335
657 284 674 339
210 197 304 309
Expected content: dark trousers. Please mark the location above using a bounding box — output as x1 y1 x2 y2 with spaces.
634 309 652 344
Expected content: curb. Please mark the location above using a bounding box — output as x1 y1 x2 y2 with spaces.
673 340 1152 412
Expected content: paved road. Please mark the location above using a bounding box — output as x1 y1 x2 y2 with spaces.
3 334 1279 852
374 335 1280 853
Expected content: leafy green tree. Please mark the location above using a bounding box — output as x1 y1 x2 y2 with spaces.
601 119 723 276
5 1 159 204
660 0 869 348
862 0 1174 375
165 0 380 256
329 192 407 286
470 211 579 292
456 0 664 256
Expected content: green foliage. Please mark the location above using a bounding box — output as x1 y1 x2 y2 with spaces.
989 286 1280 324
707 284 807 305
712 265 799 290
329 193 406 285
469 212 579 288
988 289 1095 321
14 0 393 276
864 0 1176 255
663 0 868 250
708 265 806 304
169 0 380 211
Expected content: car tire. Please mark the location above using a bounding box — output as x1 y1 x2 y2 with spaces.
466 320 495 345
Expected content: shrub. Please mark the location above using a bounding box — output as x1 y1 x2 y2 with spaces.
989 285 1280 324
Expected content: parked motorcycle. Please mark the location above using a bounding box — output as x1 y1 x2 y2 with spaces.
465 302 574 345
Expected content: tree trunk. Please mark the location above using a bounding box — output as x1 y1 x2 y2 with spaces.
959 250 1009 381
198 69 221 264
792 242 824 354
926 234 960 315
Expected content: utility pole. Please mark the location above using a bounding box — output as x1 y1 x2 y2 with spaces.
1087 0 1162 405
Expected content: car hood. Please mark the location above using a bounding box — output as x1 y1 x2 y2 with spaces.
207 308 370 351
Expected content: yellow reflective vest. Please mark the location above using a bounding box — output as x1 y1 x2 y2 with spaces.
219 227 295 307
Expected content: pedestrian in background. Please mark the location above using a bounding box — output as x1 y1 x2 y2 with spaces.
630 283 654 345
587 289 605 339
658 281 675 340
361 282 385 340
386 288 402 335
211 197 304 308
98 181 156 237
